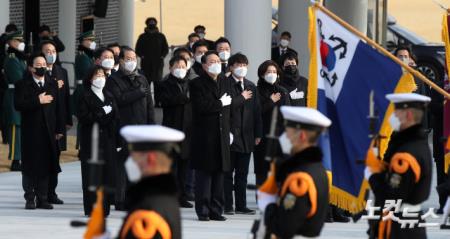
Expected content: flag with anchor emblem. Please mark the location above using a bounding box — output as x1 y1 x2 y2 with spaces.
307 6 416 213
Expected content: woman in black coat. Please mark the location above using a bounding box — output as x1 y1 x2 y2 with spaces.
77 65 119 216
279 52 308 106
254 60 290 186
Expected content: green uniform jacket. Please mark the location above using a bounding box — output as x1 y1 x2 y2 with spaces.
2 49 26 125
73 47 94 117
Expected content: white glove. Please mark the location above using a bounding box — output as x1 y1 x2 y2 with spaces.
220 93 232 106
257 190 277 212
102 105 112 114
229 133 234 145
364 166 373 180
289 89 304 99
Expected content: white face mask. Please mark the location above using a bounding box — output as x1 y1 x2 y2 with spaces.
218 51 230 61
45 54 57 64
172 68 187 79
389 114 402 132
233 66 247 78
279 133 293 155
208 63 222 75
198 33 205 39
124 60 137 72
125 156 142 183
92 77 106 89
280 39 290 48
89 41 97 50
264 73 278 84
101 58 115 70
17 42 26 52
195 54 203 64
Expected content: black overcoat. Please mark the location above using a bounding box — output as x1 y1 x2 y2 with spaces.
14 74 63 178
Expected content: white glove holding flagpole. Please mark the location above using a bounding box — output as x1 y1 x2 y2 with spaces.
257 190 277 211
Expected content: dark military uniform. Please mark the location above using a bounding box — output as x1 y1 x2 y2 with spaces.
2 46 26 163
264 146 329 239
368 124 432 239
73 45 94 116
118 174 181 239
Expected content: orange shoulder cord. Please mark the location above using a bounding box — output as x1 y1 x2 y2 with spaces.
120 210 172 239
389 153 421 183
280 172 317 218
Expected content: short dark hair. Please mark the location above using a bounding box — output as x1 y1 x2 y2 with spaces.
394 44 413 57
38 24 51 34
173 47 192 58
107 42 121 49
188 33 199 40
169 55 188 67
145 17 158 26
214 37 231 50
194 25 206 32
192 40 209 53
119 46 135 59
228 53 248 66
281 31 292 39
27 52 46 66
257 60 281 79
5 23 17 33
201 50 218 64
84 65 105 87
280 51 298 65
39 40 57 51
94 47 114 59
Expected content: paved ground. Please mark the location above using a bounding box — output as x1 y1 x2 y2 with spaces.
0 160 449 239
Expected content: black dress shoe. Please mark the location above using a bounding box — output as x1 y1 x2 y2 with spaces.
198 216 210 221
209 215 227 221
332 208 350 223
179 200 193 208
436 208 444 214
10 160 21 171
48 197 64 205
25 200 36 210
236 208 256 215
36 201 53 209
224 209 234 215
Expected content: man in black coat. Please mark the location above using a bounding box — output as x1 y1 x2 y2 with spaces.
41 40 72 205
160 56 193 208
135 17 169 106
191 40 209 77
106 46 155 210
366 93 432 239
271 31 298 66
36 25 65 54
118 125 184 239
14 53 64 210
280 52 308 107
189 51 231 221
221 53 262 215
257 106 331 238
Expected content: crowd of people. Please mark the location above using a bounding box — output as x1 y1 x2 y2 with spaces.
0 15 448 238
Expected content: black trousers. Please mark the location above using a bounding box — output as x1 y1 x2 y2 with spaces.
115 148 128 209
48 149 60 199
224 152 251 210
173 155 189 201
22 173 49 202
81 160 111 216
433 114 447 209
194 170 224 218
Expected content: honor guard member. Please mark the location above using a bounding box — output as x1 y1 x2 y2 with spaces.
3 30 26 171
258 106 331 239
118 125 183 239
365 93 432 239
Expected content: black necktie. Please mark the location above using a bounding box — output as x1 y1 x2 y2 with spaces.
38 82 43 88
236 82 243 93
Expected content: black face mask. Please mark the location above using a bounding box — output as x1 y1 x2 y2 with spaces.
114 55 120 65
284 65 297 75
34 67 47 77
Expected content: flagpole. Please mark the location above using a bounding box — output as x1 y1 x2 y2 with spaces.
314 3 450 99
